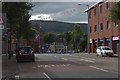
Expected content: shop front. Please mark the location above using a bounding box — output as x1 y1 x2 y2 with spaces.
113 36 119 54
100 39 103 46
106 38 111 47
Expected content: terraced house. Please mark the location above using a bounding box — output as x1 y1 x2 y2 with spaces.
85 0 120 54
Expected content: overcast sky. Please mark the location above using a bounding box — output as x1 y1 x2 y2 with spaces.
29 2 97 23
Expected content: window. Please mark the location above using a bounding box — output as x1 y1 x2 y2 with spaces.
107 21 110 29
90 27 92 33
100 5 103 13
90 12 92 18
100 23 103 30
115 20 118 27
106 2 109 9
94 9 96 16
95 25 97 32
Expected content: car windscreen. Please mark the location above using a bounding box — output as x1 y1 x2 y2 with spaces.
19 47 32 53
102 47 111 50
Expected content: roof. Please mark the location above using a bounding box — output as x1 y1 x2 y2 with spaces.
84 0 103 12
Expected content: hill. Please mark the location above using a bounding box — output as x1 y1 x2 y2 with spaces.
30 20 88 34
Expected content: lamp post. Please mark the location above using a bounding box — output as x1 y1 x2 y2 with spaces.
39 25 42 53
78 3 90 53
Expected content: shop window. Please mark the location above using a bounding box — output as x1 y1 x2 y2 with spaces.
107 21 110 29
95 25 97 32
100 5 103 13
100 23 103 30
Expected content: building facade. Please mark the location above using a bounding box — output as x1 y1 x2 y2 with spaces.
49 39 67 53
86 1 120 54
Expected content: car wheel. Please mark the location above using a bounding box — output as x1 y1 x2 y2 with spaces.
96 53 98 56
101 52 104 57
96 52 98 56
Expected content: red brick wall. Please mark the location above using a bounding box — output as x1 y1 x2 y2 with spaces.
88 2 119 40
89 5 98 40
88 2 119 53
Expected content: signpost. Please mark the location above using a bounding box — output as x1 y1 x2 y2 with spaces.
0 13 7 78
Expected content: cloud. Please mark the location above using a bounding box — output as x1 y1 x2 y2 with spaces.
29 2 95 23
29 14 53 20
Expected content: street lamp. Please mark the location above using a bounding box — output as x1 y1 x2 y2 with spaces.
78 3 90 53
39 25 42 53
78 4 89 9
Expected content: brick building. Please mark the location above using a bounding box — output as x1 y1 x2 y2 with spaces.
85 1 120 54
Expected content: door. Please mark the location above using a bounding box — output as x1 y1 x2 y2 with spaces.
116 41 119 54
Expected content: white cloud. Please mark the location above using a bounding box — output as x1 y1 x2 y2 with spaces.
29 14 53 21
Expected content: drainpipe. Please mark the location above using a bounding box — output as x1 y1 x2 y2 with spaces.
97 4 100 47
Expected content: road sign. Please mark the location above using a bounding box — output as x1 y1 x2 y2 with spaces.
0 16 5 24
0 25 4 29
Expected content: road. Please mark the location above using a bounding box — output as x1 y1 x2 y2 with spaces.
15 53 118 80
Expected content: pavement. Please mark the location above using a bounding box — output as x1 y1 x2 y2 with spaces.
2 54 19 79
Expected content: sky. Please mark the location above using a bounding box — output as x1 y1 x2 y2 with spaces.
29 2 97 23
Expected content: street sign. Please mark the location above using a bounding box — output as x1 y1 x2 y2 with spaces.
0 16 5 24
0 25 4 29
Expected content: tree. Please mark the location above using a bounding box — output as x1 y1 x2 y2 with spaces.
79 33 87 51
71 24 83 50
2 2 33 35
2 2 36 47
43 32 55 45
22 28 37 45
57 31 72 46
110 1 120 22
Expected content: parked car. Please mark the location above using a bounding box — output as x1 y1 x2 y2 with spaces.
16 46 35 62
46 50 52 53
57 51 62 54
96 46 114 57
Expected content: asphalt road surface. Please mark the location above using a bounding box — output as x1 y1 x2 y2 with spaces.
15 53 118 80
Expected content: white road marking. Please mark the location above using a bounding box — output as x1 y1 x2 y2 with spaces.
37 65 41 68
32 67 36 69
43 72 52 80
69 55 96 60
45 65 49 67
15 75 20 79
81 57 96 60
80 59 95 63
51 65 55 67
89 66 109 72
61 58 68 61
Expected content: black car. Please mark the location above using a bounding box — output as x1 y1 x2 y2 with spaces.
16 46 35 62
